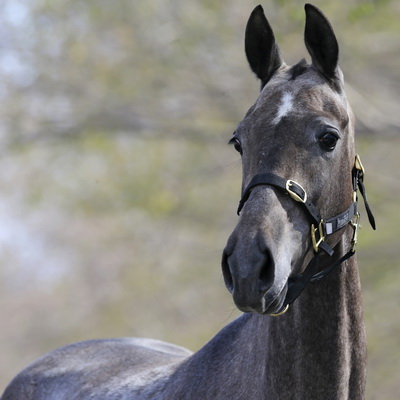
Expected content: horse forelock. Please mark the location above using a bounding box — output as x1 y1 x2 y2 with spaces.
249 62 349 135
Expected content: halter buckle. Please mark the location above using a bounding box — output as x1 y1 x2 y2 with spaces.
286 180 307 203
311 220 325 253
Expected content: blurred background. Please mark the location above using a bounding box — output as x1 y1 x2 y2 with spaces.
0 0 398 398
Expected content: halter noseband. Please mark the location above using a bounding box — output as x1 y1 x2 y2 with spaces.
236 155 376 316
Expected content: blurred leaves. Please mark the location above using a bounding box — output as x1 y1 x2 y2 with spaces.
0 1 399 399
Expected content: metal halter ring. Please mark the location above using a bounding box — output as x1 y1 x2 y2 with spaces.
269 304 290 317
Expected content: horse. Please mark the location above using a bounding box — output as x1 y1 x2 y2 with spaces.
2 4 375 399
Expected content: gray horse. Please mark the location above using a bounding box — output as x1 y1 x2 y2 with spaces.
2 4 375 400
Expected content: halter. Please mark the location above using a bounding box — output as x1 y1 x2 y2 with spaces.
236 155 376 316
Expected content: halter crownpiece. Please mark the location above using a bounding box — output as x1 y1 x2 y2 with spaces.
237 154 376 316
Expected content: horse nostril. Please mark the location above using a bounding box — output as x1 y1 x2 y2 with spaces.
257 252 274 294
222 251 234 293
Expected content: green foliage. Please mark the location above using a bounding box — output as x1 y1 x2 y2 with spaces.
348 3 376 22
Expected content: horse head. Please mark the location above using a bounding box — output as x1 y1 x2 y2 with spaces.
222 4 357 315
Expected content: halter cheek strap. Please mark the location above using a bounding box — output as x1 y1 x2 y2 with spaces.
237 155 376 315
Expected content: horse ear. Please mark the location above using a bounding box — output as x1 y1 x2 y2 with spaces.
245 5 283 86
304 4 339 80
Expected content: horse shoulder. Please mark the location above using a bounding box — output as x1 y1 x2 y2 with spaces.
2 338 192 400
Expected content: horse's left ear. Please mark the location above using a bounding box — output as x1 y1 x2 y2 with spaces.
304 4 339 80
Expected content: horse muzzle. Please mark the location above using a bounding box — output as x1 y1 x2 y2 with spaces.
222 242 288 315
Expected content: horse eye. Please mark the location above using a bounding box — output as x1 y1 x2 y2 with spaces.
229 138 243 155
319 132 339 151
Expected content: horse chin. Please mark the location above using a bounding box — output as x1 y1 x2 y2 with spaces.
235 281 289 315
261 283 288 315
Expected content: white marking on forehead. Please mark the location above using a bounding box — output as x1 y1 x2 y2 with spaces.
272 92 294 125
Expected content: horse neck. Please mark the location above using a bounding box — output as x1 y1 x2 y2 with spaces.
164 237 366 400
248 240 367 399
265 239 367 399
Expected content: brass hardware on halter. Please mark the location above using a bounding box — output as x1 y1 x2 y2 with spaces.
286 180 307 203
353 154 364 203
350 212 361 252
311 220 325 253
270 304 290 317
355 154 365 174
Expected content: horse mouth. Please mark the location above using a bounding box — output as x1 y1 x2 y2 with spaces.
221 244 290 315
233 281 289 316
262 284 288 315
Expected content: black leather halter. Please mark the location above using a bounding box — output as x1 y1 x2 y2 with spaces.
237 155 376 316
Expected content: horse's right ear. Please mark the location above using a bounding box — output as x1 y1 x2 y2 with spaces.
245 5 283 87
